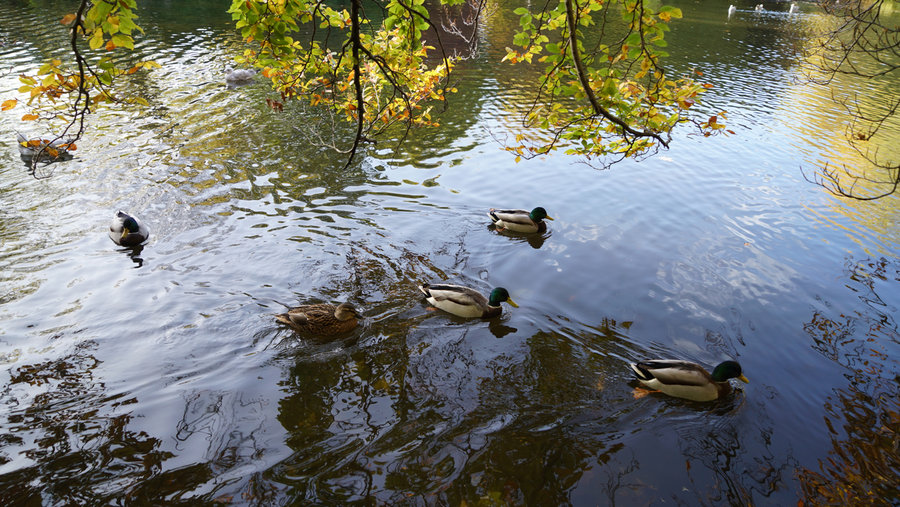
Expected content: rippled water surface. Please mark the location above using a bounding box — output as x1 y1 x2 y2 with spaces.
1 0 898 504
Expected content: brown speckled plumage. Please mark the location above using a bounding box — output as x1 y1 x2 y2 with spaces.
275 302 360 337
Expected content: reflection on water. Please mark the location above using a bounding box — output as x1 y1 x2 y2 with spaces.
798 257 900 503
1 0 899 504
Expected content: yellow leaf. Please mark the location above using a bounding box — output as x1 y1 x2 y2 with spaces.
61 14 76 25
22 114 39 121
1 99 16 111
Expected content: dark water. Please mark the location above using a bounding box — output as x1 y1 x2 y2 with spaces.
1 0 898 504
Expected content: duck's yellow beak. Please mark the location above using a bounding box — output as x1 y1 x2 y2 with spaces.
546 216 555 221
738 374 749 383
506 297 519 308
121 229 130 240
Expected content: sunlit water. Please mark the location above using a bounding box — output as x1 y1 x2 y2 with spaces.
1 0 898 504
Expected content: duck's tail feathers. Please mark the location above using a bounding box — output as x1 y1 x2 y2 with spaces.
629 362 654 381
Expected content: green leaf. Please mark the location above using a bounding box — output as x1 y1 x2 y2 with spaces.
111 33 134 50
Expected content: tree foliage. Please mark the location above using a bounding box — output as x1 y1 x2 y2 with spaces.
9 0 715 170
11 0 158 176
501 0 719 164
227 0 716 166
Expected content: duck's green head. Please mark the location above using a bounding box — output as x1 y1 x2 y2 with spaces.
711 360 749 383
489 287 519 308
529 207 554 222
122 216 140 234
121 216 140 239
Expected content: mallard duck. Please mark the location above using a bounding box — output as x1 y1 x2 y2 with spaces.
109 211 150 247
418 283 518 318
629 359 749 402
274 302 360 336
754 3 764 11
16 132 75 161
488 207 554 233
225 66 256 84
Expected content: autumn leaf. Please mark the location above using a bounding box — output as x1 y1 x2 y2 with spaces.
22 114 39 121
1 99 16 111
61 14 77 25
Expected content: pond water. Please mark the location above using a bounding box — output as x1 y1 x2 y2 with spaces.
1 0 898 504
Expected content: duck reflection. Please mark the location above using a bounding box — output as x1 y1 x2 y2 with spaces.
488 223 551 249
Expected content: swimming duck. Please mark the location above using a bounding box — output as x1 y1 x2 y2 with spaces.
109 211 149 247
488 207 554 233
755 3 764 11
16 132 75 161
274 302 360 336
225 66 256 84
418 283 518 318
629 359 749 402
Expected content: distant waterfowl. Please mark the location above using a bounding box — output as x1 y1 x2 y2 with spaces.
488 207 554 233
789 2 799 13
755 3 764 11
275 302 361 337
16 132 75 162
728 4 736 17
418 283 518 318
109 211 150 247
225 66 256 84
629 359 749 402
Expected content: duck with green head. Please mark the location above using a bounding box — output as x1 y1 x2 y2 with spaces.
109 211 149 247
418 283 518 318
629 359 749 402
488 207 554 233
275 302 361 337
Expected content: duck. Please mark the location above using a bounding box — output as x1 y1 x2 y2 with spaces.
629 359 749 402
418 282 518 318
727 4 736 17
755 3 764 11
109 211 150 247
488 207 554 233
274 302 361 337
16 132 75 161
225 66 256 84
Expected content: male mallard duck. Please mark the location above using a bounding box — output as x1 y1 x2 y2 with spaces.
16 132 75 162
755 3 764 11
629 359 749 402
488 207 554 233
225 66 256 84
274 302 360 336
418 283 518 318
109 211 150 247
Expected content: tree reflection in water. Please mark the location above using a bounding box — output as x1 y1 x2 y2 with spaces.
798 257 900 504
0 341 172 504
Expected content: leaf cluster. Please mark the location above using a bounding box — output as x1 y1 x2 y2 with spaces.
501 0 722 164
228 0 458 161
8 0 158 175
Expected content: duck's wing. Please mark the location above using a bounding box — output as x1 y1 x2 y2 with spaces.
285 304 337 325
420 283 488 307
488 209 532 225
631 360 712 386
